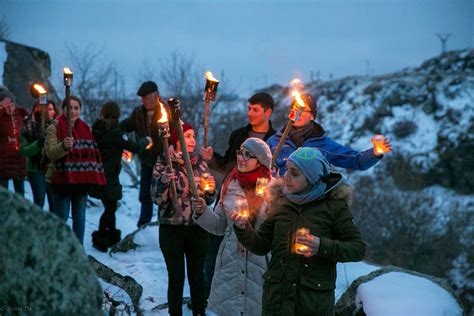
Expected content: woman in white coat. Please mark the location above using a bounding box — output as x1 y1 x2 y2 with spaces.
191 138 273 316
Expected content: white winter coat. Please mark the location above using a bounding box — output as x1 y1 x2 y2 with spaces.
194 179 269 316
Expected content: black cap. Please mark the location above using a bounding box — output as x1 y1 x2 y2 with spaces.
137 81 159 97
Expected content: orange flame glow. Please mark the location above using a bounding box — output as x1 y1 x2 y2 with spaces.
63 67 73 75
157 101 169 124
205 71 219 82
33 84 47 94
291 90 306 111
371 135 391 154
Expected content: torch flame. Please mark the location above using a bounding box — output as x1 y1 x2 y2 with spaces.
63 67 73 75
157 101 169 123
205 71 219 82
33 84 47 94
291 90 306 111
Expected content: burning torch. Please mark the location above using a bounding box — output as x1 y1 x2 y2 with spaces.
32 84 47 137
63 67 73 137
156 101 180 212
167 97 200 199
203 71 219 148
271 80 306 168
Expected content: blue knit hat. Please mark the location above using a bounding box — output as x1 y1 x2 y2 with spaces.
287 147 330 185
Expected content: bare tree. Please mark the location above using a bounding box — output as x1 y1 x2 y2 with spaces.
0 15 11 40
66 43 126 124
142 51 245 152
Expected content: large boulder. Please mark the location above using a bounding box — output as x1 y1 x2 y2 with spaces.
0 39 60 109
335 266 464 316
0 187 103 315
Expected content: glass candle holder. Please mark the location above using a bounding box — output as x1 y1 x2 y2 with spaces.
236 199 250 218
200 172 211 192
255 177 269 197
371 135 390 154
294 227 310 254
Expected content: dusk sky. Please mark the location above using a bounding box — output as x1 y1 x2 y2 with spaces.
3 0 473 96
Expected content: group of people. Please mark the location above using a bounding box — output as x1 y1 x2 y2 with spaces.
0 80 391 315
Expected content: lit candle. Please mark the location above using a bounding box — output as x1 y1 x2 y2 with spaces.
255 177 269 197
236 199 250 218
122 150 133 163
294 228 310 254
371 135 391 154
201 172 211 192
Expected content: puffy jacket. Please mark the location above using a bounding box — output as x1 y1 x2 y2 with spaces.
0 108 28 179
267 122 380 175
194 178 271 316
234 176 365 316
92 119 149 200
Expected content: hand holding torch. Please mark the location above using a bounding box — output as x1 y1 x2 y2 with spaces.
203 71 219 148
167 97 200 199
32 84 47 138
156 101 180 211
63 67 73 137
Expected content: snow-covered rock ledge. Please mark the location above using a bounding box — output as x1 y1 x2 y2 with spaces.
335 265 464 316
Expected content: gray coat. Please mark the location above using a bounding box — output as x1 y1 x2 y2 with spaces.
194 179 270 316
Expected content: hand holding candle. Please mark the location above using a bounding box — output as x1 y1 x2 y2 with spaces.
371 135 392 157
122 150 133 163
230 210 249 229
294 228 320 257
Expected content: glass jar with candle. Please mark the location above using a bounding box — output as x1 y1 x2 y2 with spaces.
255 177 269 197
371 135 389 155
293 227 310 255
200 172 211 192
235 199 250 219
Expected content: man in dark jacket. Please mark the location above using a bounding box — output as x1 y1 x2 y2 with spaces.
0 87 28 196
202 92 276 175
120 81 162 227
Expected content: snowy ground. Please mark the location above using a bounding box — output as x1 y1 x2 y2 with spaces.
13 163 462 315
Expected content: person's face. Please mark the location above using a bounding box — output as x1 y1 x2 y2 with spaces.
46 103 56 120
69 99 81 123
292 103 314 128
284 160 310 194
141 92 158 111
247 103 272 127
0 97 15 115
176 129 196 153
236 147 260 173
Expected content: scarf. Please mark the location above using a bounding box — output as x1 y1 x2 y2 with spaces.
51 115 106 185
288 123 315 147
283 183 326 205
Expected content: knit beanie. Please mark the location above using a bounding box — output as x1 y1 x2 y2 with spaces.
241 137 272 169
287 147 329 185
170 123 194 147
101 101 121 120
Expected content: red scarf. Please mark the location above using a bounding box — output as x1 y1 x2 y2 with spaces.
221 165 271 198
51 115 106 185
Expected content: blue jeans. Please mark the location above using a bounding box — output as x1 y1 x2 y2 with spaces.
0 177 25 197
137 163 154 227
27 172 53 209
49 184 88 244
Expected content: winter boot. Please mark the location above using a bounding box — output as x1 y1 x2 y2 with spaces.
108 229 121 247
92 230 109 252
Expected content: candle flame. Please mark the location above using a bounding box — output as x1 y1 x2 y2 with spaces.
157 101 169 123
33 84 47 94
205 71 219 82
63 67 73 75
